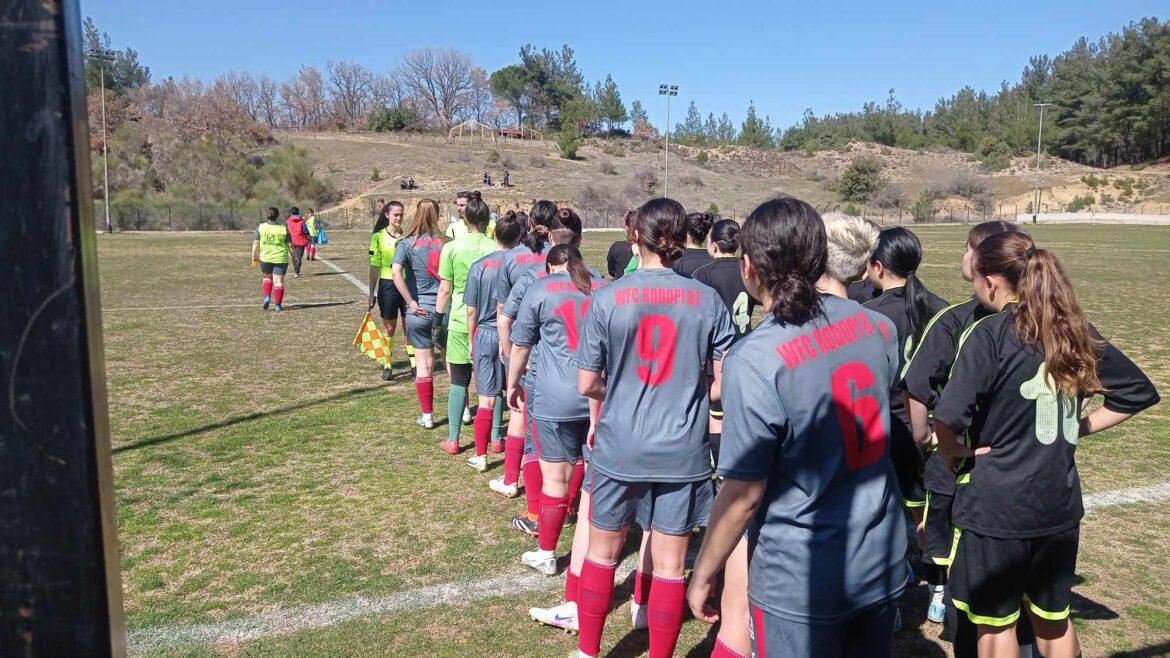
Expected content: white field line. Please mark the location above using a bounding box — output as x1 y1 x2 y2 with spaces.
106 300 352 312
128 480 1170 654
318 257 369 296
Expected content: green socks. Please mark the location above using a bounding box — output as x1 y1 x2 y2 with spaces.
448 384 468 442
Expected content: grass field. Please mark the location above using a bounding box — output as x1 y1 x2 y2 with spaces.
100 225 1169 657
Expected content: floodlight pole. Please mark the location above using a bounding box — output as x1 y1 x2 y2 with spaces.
659 83 678 197
88 47 116 233
1032 102 1053 224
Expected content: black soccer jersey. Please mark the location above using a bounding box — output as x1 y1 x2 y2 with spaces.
900 297 995 495
848 279 880 304
935 307 1160 538
691 257 758 341
673 248 714 278
864 286 949 424
606 240 633 280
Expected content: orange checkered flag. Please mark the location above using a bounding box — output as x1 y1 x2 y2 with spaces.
353 312 391 368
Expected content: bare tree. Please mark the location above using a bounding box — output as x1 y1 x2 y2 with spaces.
464 67 495 124
281 66 329 129
221 71 259 121
370 72 405 110
326 60 374 127
256 74 279 126
398 48 475 130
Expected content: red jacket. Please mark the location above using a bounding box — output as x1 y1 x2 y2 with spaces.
286 216 310 247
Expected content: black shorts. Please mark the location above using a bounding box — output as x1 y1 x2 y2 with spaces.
923 491 954 566
949 525 1079 627
890 425 926 508
259 261 288 276
377 279 407 321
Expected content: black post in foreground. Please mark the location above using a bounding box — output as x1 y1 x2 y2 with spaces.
0 1 126 656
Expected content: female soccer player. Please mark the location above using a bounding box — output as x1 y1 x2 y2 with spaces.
674 211 715 277
575 198 734 658
901 220 1022 627
507 244 606 576
488 200 560 502
688 197 908 658
863 227 948 522
368 201 414 381
817 212 879 300
605 211 635 280
436 192 499 455
306 208 320 261
465 211 524 470
252 207 292 312
935 231 1159 658
392 199 448 430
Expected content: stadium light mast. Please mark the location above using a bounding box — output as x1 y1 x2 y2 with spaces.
659 84 678 197
88 46 116 234
1032 101 1054 224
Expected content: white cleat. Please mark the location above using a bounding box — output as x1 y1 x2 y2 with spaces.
630 597 648 630
416 415 435 430
488 476 519 498
529 600 578 633
466 455 487 472
522 549 558 576
462 407 473 425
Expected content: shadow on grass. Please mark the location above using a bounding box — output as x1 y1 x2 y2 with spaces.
280 300 358 312
114 384 384 453
1111 642 1170 658
310 271 348 277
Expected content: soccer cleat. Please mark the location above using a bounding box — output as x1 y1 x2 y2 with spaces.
522 549 558 576
466 455 487 472
416 415 435 430
489 477 519 498
273 304 283 312
263 296 271 310
529 600 578 633
441 441 460 455
462 407 473 425
927 589 946 624
565 511 578 526
630 597 648 630
511 514 539 537
381 367 393 382
491 439 504 454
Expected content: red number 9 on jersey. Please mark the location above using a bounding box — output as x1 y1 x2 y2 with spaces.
636 314 677 386
831 361 886 470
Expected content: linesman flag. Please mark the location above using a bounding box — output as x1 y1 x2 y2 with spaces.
353 312 391 367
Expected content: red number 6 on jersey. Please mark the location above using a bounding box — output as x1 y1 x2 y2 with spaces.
831 361 886 470
636 314 677 386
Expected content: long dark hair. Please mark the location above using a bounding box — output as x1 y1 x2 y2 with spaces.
967 220 1022 249
522 200 560 253
372 200 404 234
464 191 491 233
871 227 934 345
740 197 826 325
495 210 523 248
547 244 593 295
633 198 686 264
709 219 741 254
684 211 715 245
975 232 1100 396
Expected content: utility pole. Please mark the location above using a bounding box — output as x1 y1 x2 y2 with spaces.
659 84 678 197
1033 102 1054 224
88 47 116 233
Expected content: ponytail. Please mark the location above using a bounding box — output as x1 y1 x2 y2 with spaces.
684 212 715 245
464 191 491 233
373 200 403 234
740 197 826 325
634 198 687 264
871 227 934 344
522 200 560 253
547 245 593 295
975 233 1101 396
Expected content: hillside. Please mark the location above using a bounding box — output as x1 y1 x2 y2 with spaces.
284 131 1170 225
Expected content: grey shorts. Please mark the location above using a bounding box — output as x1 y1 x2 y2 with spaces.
588 470 713 536
404 305 435 349
473 327 504 396
749 600 895 658
533 417 588 464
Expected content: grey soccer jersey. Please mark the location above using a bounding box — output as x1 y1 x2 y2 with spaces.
511 271 608 421
465 250 504 328
492 244 548 307
718 294 907 623
392 235 447 306
577 267 735 483
504 265 605 320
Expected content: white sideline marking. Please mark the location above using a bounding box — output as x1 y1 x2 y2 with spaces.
106 301 350 312
318 257 369 296
128 480 1170 654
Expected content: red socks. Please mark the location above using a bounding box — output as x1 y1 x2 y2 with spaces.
567 459 586 510
647 573 687 658
522 457 543 517
577 557 617 657
473 407 493 456
633 569 653 606
503 435 524 485
414 377 433 414
565 571 579 604
262 279 273 297
712 636 750 658
272 285 284 305
538 493 569 551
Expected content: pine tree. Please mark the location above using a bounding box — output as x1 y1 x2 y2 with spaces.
596 74 628 132
738 102 775 148
675 100 705 144
717 113 737 142
704 113 719 143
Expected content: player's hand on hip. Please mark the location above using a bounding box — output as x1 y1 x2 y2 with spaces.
686 575 720 624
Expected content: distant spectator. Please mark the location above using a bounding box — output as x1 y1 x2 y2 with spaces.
285 207 311 277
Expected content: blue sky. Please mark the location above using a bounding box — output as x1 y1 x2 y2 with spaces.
82 0 1163 130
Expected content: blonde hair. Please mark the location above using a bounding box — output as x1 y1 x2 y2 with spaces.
821 212 879 284
404 198 442 238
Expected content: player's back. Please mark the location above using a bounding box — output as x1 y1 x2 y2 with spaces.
466 250 504 328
